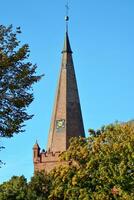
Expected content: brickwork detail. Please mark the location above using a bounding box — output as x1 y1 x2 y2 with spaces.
33 145 66 173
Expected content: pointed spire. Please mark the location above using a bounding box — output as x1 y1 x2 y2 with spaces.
33 140 40 149
47 28 85 153
47 0 85 153
62 32 72 54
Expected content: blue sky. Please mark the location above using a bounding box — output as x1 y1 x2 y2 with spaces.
0 0 134 183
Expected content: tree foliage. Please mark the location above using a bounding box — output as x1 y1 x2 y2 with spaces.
49 122 134 199
0 122 134 199
0 173 51 200
0 176 27 200
27 171 51 200
0 25 43 138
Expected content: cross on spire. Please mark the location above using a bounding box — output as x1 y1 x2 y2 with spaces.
65 0 69 16
65 0 69 32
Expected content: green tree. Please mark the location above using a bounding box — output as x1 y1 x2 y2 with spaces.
0 25 43 138
49 122 134 200
27 171 51 200
0 176 28 200
0 123 133 200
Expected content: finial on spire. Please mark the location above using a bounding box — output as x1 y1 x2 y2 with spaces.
65 0 69 32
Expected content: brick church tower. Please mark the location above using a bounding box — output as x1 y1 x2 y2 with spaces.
33 13 85 173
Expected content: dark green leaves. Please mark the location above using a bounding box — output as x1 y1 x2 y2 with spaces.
0 25 43 137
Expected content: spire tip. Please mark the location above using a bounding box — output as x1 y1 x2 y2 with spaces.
65 0 69 32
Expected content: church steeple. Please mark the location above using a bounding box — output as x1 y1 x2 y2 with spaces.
33 3 85 174
47 14 85 152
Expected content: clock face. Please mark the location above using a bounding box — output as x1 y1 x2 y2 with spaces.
56 119 65 129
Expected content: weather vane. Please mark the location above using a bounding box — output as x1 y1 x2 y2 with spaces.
65 0 69 32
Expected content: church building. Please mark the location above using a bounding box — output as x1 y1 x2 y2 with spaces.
33 13 85 173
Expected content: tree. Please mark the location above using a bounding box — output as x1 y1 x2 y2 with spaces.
0 122 133 199
27 171 51 200
49 122 134 200
0 176 27 200
0 25 43 138
0 172 51 200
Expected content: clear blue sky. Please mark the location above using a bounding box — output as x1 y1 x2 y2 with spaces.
0 0 134 183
